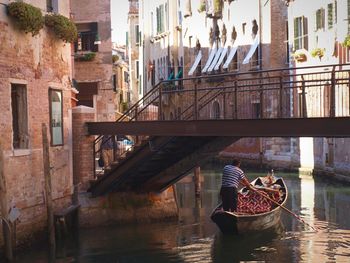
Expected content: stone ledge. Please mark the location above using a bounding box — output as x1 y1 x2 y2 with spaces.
72 105 95 114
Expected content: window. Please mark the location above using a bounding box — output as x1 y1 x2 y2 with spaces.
135 24 140 45
316 8 325 30
46 0 59 13
46 0 58 13
151 59 156 86
242 23 246 35
135 60 139 79
328 4 334 29
124 71 129 83
76 82 98 107
47 0 53 12
294 16 308 50
49 89 63 146
112 74 117 92
156 5 165 34
151 12 154 36
11 84 28 149
251 46 260 68
74 23 98 52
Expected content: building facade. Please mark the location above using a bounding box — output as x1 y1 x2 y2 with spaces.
288 0 350 177
112 52 130 117
71 0 115 121
0 0 74 248
139 0 293 168
128 0 140 105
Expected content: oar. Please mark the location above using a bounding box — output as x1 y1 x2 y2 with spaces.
252 188 318 232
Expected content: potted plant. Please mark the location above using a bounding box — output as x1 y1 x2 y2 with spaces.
45 14 77 43
343 35 350 48
7 2 44 36
198 0 206 13
292 51 307 62
311 48 325 60
213 0 223 18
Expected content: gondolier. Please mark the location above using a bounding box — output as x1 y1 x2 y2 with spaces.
220 159 255 212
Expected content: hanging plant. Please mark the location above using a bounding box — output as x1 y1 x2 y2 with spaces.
292 51 307 62
45 14 78 43
343 35 350 48
198 0 206 13
311 48 325 60
213 0 223 18
7 2 44 36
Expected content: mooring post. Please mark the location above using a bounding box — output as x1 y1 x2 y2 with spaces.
0 142 13 261
42 123 56 259
194 166 201 198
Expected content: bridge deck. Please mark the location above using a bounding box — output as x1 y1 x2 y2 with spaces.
87 117 350 137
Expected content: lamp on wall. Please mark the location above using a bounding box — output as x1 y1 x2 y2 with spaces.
94 34 101 45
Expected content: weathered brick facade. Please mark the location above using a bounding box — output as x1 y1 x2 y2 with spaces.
71 0 115 122
0 0 74 249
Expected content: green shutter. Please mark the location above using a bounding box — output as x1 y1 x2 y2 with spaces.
328 3 333 29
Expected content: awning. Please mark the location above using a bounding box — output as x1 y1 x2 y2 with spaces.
222 42 239 69
188 50 203 76
242 35 260 65
208 46 224 72
202 43 217 73
214 43 229 71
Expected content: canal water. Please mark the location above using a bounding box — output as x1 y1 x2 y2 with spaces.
14 164 350 263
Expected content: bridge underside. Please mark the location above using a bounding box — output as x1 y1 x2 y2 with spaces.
87 117 350 137
89 136 239 196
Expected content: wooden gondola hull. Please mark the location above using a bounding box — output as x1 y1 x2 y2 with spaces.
211 176 287 235
211 208 282 234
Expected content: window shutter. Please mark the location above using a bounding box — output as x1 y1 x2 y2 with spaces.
321 8 325 29
303 16 308 50
294 17 300 50
328 4 333 29
156 7 159 34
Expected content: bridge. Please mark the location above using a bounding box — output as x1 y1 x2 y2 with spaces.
87 64 350 196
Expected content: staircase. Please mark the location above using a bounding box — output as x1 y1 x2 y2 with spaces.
89 136 239 196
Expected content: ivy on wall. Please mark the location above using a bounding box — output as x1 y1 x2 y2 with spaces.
7 2 44 36
45 14 78 43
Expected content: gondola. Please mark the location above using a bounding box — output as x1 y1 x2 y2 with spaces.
210 176 287 235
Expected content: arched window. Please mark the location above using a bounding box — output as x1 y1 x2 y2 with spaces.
212 101 220 119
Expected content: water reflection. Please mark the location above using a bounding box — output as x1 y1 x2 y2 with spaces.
13 166 350 263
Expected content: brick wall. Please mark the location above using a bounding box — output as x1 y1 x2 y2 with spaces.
72 106 95 192
71 0 115 122
0 0 74 249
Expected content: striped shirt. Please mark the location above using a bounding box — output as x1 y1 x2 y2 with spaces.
221 165 245 188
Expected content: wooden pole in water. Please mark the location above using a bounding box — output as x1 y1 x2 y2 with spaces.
0 142 13 261
194 166 201 198
42 123 56 257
